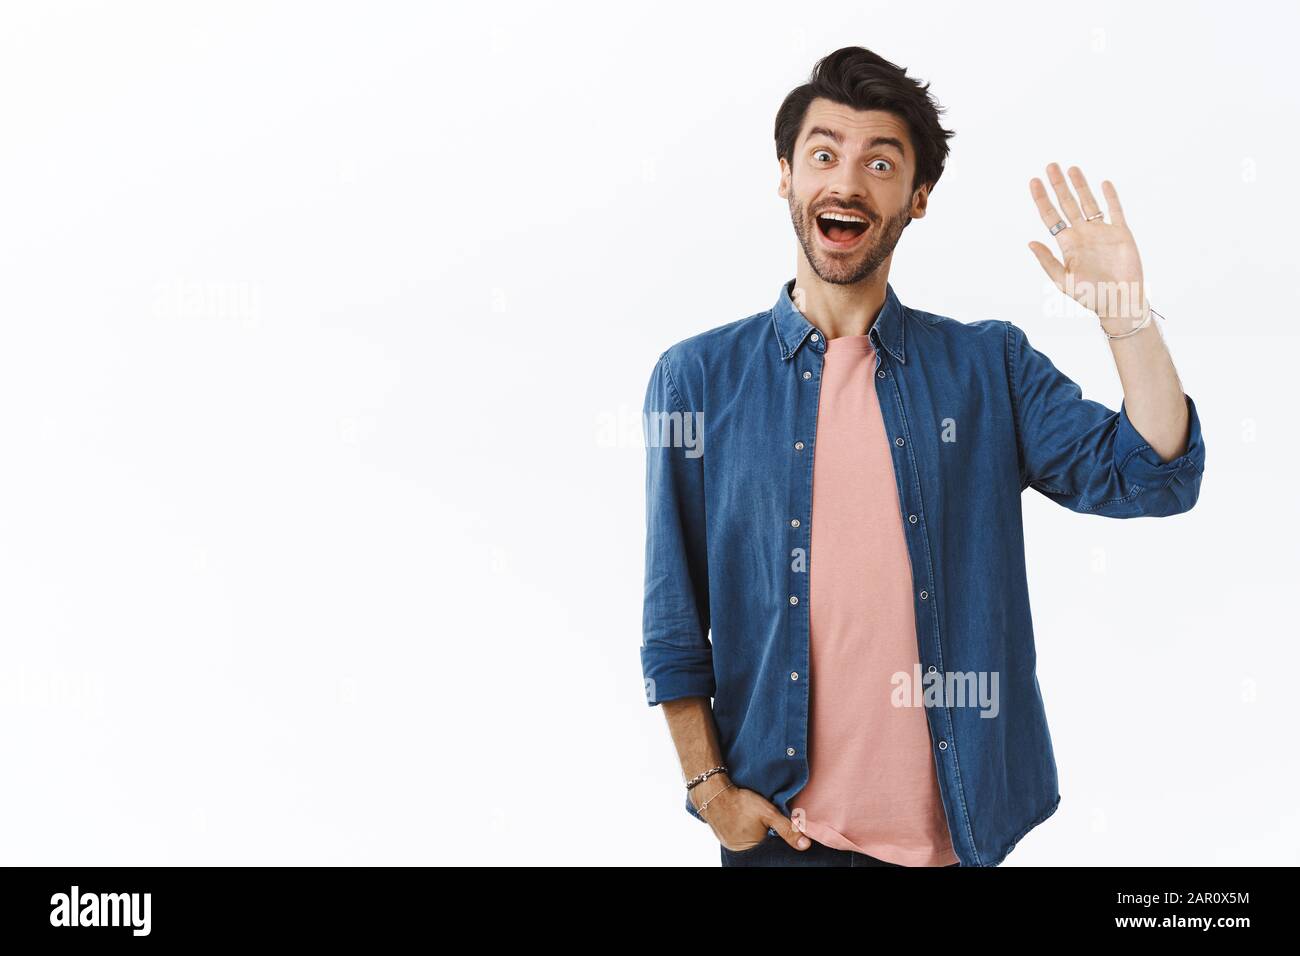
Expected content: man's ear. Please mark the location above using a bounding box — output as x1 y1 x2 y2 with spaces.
911 182 930 219
777 158 790 200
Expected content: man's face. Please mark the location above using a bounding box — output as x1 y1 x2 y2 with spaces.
778 100 929 285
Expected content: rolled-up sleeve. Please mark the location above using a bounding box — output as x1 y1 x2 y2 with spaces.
640 351 714 706
1007 320 1205 518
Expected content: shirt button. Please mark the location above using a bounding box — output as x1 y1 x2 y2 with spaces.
787 747 797 756
928 665 937 673
794 441 805 451
938 740 948 751
920 590 929 600
809 333 819 342
789 595 799 605
790 672 799 681
877 369 885 378
908 514 918 524
803 370 812 380
790 518 800 528
895 437 905 446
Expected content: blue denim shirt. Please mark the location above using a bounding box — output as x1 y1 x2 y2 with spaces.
640 277 1205 866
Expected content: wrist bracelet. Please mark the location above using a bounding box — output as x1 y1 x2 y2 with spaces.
685 765 727 791
1101 305 1163 340
697 781 735 820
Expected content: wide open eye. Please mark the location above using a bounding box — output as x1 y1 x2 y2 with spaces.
812 149 833 163
869 159 893 172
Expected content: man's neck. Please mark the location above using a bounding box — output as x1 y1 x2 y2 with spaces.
792 265 890 341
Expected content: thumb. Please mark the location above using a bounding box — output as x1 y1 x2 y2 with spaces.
767 813 813 851
1027 240 1066 291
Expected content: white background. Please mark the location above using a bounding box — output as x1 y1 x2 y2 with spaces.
1 0 1295 865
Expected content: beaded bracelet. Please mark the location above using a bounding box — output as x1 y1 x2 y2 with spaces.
684 765 727 791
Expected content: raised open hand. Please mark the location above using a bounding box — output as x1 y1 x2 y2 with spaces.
1028 163 1146 324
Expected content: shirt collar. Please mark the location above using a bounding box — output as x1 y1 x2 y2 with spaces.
770 277 907 364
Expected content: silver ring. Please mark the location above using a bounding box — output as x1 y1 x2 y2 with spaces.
1084 212 1104 222
1049 220 1068 236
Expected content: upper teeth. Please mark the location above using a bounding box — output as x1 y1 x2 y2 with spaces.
820 212 867 223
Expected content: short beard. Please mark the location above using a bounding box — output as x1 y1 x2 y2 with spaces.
791 194 912 286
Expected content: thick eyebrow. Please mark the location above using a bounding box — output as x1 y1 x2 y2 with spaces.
805 126 906 157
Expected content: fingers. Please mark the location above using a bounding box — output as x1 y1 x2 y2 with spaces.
1046 162 1083 223
1031 163 1117 247
1067 165 1103 221
1029 176 1068 233
1101 179 1126 226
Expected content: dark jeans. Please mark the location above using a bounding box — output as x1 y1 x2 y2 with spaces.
720 832 960 867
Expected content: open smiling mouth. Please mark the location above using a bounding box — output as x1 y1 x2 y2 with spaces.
815 212 871 249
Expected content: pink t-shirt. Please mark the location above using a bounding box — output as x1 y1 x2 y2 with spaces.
789 333 958 867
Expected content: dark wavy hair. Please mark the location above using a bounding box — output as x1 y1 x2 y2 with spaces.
775 46 955 194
